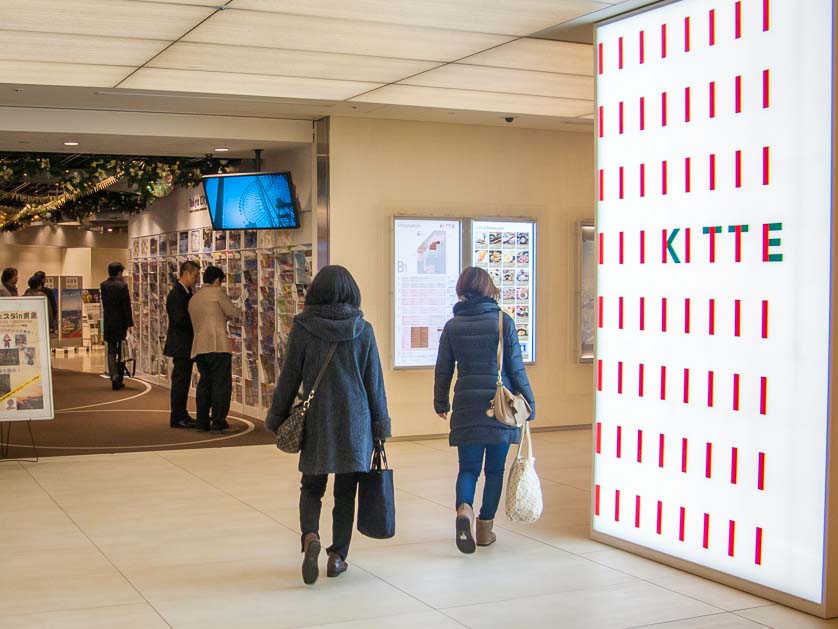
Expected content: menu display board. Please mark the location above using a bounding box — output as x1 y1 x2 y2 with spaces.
0 297 54 421
393 218 461 368
471 219 536 363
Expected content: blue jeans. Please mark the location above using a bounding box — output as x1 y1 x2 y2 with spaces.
456 444 511 520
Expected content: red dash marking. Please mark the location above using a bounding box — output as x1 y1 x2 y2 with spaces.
703 513 710 549
760 377 768 415
709 299 716 335
731 447 739 484
705 442 713 478
617 361 623 394
615 489 621 522
598 105 604 138
758 452 766 490
635 495 641 528
661 91 668 126
661 297 668 332
763 146 770 185
662 160 668 195
681 437 688 472
599 168 604 200
685 228 691 262
684 298 691 333
598 43 603 74
734 299 741 336
683 368 690 404
709 153 716 190
595 484 600 515
684 16 691 51
637 429 643 462
618 36 624 69
598 296 603 328
709 81 716 118
661 23 667 57
640 230 646 263
597 359 603 391
660 366 667 401
733 373 741 410
685 157 691 193
729 520 736 556
763 69 770 108
599 233 603 264
639 30 645 63
640 163 646 197
619 101 624 134
596 422 602 453
619 231 624 264
639 296 646 330
640 96 646 130
763 0 770 31
684 86 691 122
709 9 716 45
762 300 768 338
707 370 714 407
659 433 665 467
735 1 742 39
638 363 645 397
735 75 742 113
679 507 686 541
616 424 622 457
657 501 663 534
619 166 624 199
755 527 763 565
735 150 742 187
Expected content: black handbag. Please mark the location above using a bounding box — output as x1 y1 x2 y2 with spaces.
276 343 337 454
357 442 396 539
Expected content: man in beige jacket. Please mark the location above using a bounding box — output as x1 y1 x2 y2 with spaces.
188 265 238 432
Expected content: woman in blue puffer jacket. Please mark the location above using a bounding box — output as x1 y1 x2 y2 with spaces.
434 266 535 553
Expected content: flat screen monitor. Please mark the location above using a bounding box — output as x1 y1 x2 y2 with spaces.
203 171 299 230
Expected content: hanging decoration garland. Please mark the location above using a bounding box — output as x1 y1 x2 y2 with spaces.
0 153 238 231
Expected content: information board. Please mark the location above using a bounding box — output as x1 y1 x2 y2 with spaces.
471 219 536 363
393 218 461 368
594 0 833 603
0 296 54 421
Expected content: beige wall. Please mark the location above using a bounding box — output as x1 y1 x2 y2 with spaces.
329 116 595 437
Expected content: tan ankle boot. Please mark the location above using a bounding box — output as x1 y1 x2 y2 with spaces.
455 503 476 554
476 518 496 546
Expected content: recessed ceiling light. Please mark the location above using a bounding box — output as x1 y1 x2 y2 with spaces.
214 147 230 152
63 141 79 146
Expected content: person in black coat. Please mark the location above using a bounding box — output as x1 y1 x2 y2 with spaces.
163 260 200 429
434 266 535 553
100 262 134 391
266 265 391 585
33 271 57 335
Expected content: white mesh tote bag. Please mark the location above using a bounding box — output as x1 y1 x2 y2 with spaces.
505 421 543 523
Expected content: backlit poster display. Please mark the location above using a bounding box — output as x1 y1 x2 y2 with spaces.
393 218 461 368
594 0 833 603
471 219 536 363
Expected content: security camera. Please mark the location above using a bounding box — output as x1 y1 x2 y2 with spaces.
504 117 515 123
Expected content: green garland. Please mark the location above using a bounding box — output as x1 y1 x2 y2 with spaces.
0 153 239 231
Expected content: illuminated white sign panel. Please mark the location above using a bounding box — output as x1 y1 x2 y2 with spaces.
594 0 833 602
393 218 462 368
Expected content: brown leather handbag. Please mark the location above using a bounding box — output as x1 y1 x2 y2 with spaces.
487 311 531 427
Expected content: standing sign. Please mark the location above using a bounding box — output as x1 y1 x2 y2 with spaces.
0 297 54 421
470 219 536 363
59 276 83 346
393 218 461 368
594 0 833 603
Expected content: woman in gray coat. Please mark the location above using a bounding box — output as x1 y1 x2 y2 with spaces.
266 265 391 585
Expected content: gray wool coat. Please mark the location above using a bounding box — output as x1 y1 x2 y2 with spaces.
265 304 392 475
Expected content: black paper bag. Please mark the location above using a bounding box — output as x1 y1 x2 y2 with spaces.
357 443 396 539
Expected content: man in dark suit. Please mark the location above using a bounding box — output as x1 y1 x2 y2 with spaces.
164 260 200 429
100 262 133 391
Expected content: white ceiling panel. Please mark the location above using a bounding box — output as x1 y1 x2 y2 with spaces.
0 0 214 39
0 31 168 67
185 9 513 61
150 42 441 83
402 64 593 100
462 38 594 75
229 0 613 36
120 68 382 101
351 84 593 118
0 61 132 88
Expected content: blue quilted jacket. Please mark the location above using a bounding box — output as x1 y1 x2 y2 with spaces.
434 297 535 446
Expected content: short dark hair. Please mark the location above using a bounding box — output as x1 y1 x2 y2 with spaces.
33 270 45 280
305 265 361 309
108 262 125 278
456 266 499 301
27 276 41 290
203 265 225 285
179 260 200 277
1 267 16 285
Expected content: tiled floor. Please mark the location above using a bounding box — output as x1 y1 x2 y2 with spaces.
2 429 836 628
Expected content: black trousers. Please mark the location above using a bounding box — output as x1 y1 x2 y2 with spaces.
170 357 194 424
106 341 124 384
195 353 232 428
299 473 361 561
